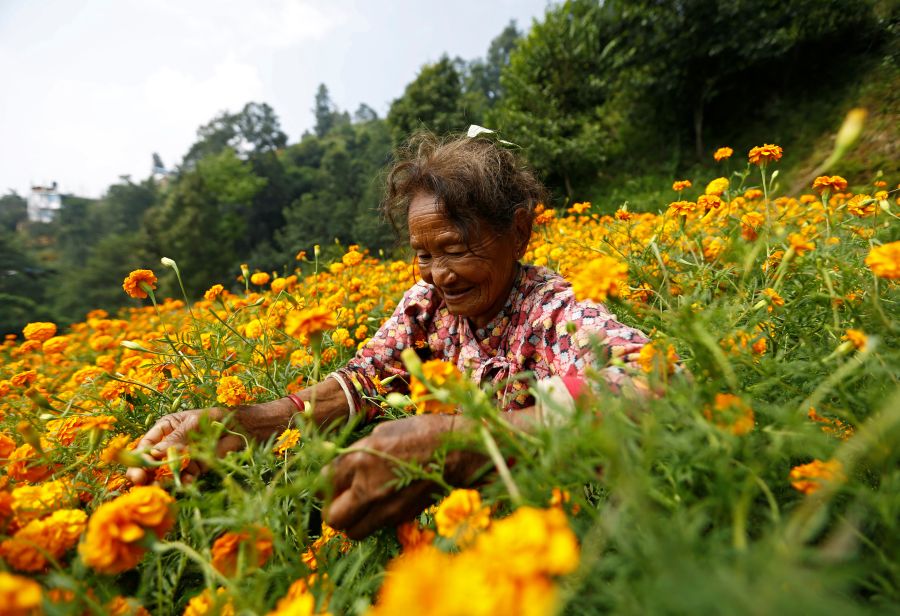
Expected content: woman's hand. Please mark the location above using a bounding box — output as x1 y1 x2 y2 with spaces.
323 414 485 539
125 408 244 486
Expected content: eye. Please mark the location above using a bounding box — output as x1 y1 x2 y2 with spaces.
416 252 432 263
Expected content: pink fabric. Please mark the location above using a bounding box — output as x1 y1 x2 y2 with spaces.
336 264 649 420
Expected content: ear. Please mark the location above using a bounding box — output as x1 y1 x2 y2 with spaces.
512 208 532 259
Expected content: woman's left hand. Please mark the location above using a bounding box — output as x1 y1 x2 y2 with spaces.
323 414 483 539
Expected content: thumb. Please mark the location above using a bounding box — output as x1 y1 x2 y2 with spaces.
152 428 189 456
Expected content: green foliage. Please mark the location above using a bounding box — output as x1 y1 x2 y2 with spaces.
0 192 27 232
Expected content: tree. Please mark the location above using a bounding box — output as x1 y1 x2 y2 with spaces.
387 56 472 143
466 20 523 108
489 0 622 198
182 102 287 167
0 192 27 231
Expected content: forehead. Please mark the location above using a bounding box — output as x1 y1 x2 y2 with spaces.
408 193 463 240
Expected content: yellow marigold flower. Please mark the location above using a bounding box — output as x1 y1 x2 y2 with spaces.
7 443 51 483
79 485 176 574
713 146 733 162
244 318 265 339
106 596 151 616
705 177 729 196
637 342 678 376
846 194 876 218
100 434 135 465
410 359 463 415
672 180 692 191
10 370 37 388
204 284 224 302
270 277 287 294
698 194 723 211
217 375 250 407
789 459 845 495
11 479 75 524
42 335 69 354
300 523 351 571
211 526 273 577
354 324 368 340
570 255 629 303
342 249 363 267
434 489 491 544
842 329 868 351
812 175 848 193
331 327 350 346
567 201 592 214
274 428 302 454
668 200 698 216
0 571 43 615
23 321 57 342
748 143 783 166
250 272 271 286
0 509 87 571
285 306 338 339
184 588 234 616
122 269 157 299
703 393 755 436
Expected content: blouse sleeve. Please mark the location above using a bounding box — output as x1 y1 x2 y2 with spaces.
333 281 436 421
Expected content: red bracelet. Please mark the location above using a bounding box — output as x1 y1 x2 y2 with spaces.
286 393 306 413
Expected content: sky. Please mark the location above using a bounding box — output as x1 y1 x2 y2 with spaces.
0 0 551 198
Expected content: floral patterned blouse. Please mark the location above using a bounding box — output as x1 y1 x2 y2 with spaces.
335 264 649 420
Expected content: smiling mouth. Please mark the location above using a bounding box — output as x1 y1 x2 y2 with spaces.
441 287 473 301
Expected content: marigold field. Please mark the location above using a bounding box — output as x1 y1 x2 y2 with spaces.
1 149 899 615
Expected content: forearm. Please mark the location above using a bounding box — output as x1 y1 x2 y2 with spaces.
231 377 350 441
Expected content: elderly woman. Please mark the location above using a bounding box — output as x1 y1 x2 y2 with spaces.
127 133 649 538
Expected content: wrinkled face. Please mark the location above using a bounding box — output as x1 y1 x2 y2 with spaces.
408 192 527 329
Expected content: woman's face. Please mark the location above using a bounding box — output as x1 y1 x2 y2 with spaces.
408 192 527 329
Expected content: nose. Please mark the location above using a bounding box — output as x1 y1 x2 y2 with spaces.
431 257 458 288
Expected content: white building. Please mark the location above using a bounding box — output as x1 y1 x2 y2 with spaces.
27 183 62 223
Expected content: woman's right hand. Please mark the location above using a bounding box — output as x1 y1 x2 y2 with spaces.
125 408 245 485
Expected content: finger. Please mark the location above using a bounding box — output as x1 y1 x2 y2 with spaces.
125 466 149 486
135 417 178 454
151 429 192 456
344 482 436 540
182 461 202 484
215 434 245 458
324 482 372 532
328 449 370 495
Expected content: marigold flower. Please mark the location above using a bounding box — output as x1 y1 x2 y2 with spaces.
789 459 845 495
568 201 592 214
42 335 70 354
761 288 784 311
211 526 274 577
846 194 876 218
713 147 733 162
396 520 436 553
11 479 76 523
122 269 157 299
0 571 42 615
267 576 329 616
788 233 815 255
703 393 755 436
812 175 848 194
668 200 698 216
637 342 678 376
204 284 224 302
184 588 234 616
273 428 302 454
705 177 729 196
300 523 350 571
409 360 463 415
342 249 364 267
570 255 629 303
698 194 723 212
748 144 783 166
672 180 692 191
743 188 764 200
0 509 87 571
106 596 151 616
78 486 176 574
250 272 271 286
842 329 868 351
23 321 57 342
217 375 250 407
10 370 37 388
284 306 337 339
434 489 491 544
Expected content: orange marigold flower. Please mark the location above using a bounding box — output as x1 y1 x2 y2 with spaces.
204 284 224 302
211 526 274 577
812 175 848 193
788 233 815 255
703 393 755 436
7 444 52 483
672 180 692 191
0 509 87 572
614 208 632 221
42 335 70 354
397 520 436 553
342 249 364 267
0 571 43 615
846 194 876 218
743 188 764 200
79 486 175 574
570 255 629 303
10 370 37 388
668 200 698 216
789 459 845 495
216 375 250 407
410 359 464 415
106 596 151 616
122 270 157 299
11 479 75 524
748 143 783 166
698 194 723 211
842 328 868 351
434 489 491 545
23 321 57 342
184 588 234 616
284 306 338 339
713 147 733 162
637 342 678 376
568 201 592 214
250 272 271 286
761 288 784 311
